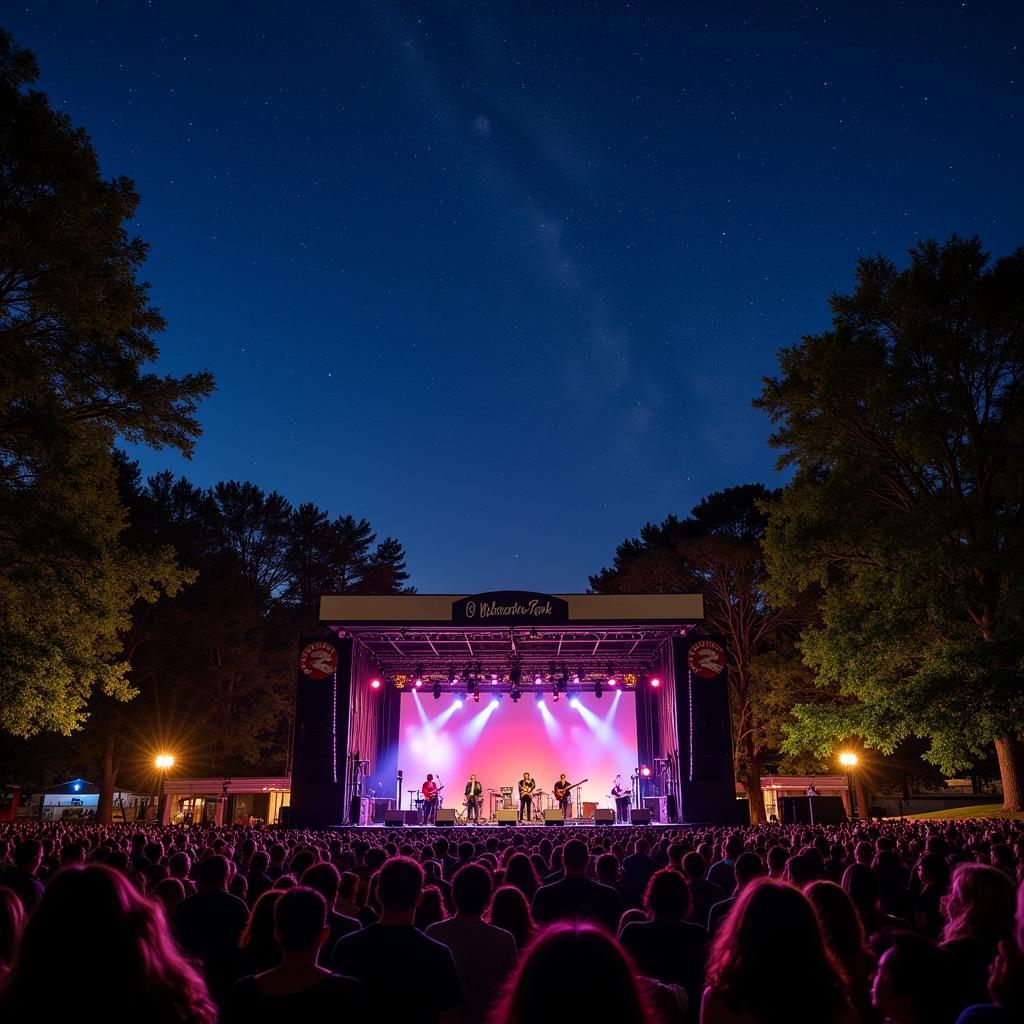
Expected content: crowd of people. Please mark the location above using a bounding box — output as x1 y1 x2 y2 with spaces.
0 817 1022 1022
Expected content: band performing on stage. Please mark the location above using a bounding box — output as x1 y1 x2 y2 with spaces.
414 771 637 824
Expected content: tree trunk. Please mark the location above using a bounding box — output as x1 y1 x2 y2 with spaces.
994 736 1024 812
744 762 767 824
97 732 116 824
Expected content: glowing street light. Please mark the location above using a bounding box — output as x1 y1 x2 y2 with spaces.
155 754 174 770
153 754 174 824
839 751 859 818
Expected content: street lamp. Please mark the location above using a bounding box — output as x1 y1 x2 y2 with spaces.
839 752 858 818
154 754 174 824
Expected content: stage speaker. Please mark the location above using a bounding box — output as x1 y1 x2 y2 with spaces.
544 809 565 825
384 811 405 827
495 809 517 825
403 810 419 825
631 809 652 824
435 809 457 825
593 808 615 823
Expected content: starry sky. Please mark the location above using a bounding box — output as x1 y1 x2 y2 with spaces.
8 3 1022 592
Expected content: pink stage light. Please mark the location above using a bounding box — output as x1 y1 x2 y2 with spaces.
640 765 652 778
650 677 661 688
534 674 542 685
370 678 381 689
607 676 617 687
414 678 423 688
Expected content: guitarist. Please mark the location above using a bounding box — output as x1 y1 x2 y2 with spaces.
554 774 573 818
464 773 483 823
421 773 440 825
517 772 536 822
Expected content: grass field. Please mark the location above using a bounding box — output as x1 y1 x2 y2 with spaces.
907 804 1024 821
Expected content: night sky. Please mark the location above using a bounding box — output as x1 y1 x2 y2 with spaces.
9 3 1022 592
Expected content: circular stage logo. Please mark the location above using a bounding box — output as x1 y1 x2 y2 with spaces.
299 642 338 679
687 640 726 679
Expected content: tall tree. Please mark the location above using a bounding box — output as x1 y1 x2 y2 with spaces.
0 30 213 738
756 236 1024 811
591 485 806 822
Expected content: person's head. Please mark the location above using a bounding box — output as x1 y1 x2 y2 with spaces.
377 856 424 914
682 851 707 881
2 865 215 1021
917 852 949 889
242 889 283 949
871 931 963 1024
491 922 654 1024
596 853 620 885
426 773 433 782
151 877 186 917
523 772 531 781
197 854 231 891
842 862 880 917
0 885 24 969
301 862 340 906
723 833 744 861
805 880 872 978
706 879 847 1024
452 863 492 917
734 851 766 890
943 862 1016 946
274 887 329 955
60 842 86 867
487 886 535 945
560 774 567 781
562 839 589 874
644 869 691 922
13 840 42 874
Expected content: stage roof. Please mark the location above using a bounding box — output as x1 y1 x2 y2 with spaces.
319 592 701 680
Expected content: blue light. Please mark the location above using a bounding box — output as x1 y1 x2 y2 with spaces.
72 782 81 792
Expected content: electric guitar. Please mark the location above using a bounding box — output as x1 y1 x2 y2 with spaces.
554 778 589 801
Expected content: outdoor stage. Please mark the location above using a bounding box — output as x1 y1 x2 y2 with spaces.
291 592 740 828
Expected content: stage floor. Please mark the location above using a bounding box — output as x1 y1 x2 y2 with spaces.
336 821 692 831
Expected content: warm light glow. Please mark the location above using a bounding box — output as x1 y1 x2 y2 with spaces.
640 765 652 778
155 754 174 770
839 751 858 767
650 677 661 688
370 678 381 689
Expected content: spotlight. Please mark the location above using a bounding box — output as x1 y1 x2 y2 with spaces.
650 676 661 688
491 673 499 685
370 678 381 689
473 684 480 703
570 698 581 709
553 691 559 702
414 677 423 689
432 682 441 700
533 673 542 686
414 665 424 687
606 665 615 687
640 765 652 778
72 781 82 792
607 676 617 687
454 699 463 708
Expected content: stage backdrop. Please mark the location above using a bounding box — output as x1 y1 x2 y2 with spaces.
396 690 637 811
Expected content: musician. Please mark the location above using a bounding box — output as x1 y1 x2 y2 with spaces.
611 774 631 823
421 773 439 825
464 773 483 823
517 772 536 822
554 773 572 817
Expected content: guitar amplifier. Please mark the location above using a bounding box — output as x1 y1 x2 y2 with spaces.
435 808 457 825
593 808 615 823
495 809 517 825
630 809 653 825
384 810 405 827
582 801 598 819
544 809 565 825
644 796 667 823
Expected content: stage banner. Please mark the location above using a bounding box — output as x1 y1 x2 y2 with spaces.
291 635 352 827
452 591 569 626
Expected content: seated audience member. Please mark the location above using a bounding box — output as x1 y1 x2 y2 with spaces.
300 862 361 950
0 840 44 914
805 880 877 1023
172 853 250 1003
871 931 965 1024
168 851 197 896
487 885 536 951
843 862 910 938
502 852 541 902
942 863 1017 1007
620 868 707 1018
490 921 657 1024
701 878 858 1024
245 850 273 903
236 890 284 978
532 838 623 933
223 886 365 1022
913 851 950 940
0 864 216 1023
0 885 24 977
707 833 744 896
427 863 517 1024
683 851 725 925
152 877 187 918
707 851 766 935
622 838 659 908
416 883 448 930
333 856 462 1024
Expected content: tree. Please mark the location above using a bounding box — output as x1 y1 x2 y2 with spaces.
0 29 213 739
756 236 1024 811
591 485 807 822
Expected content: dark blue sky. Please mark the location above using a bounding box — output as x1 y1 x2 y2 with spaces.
9 3 1022 591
